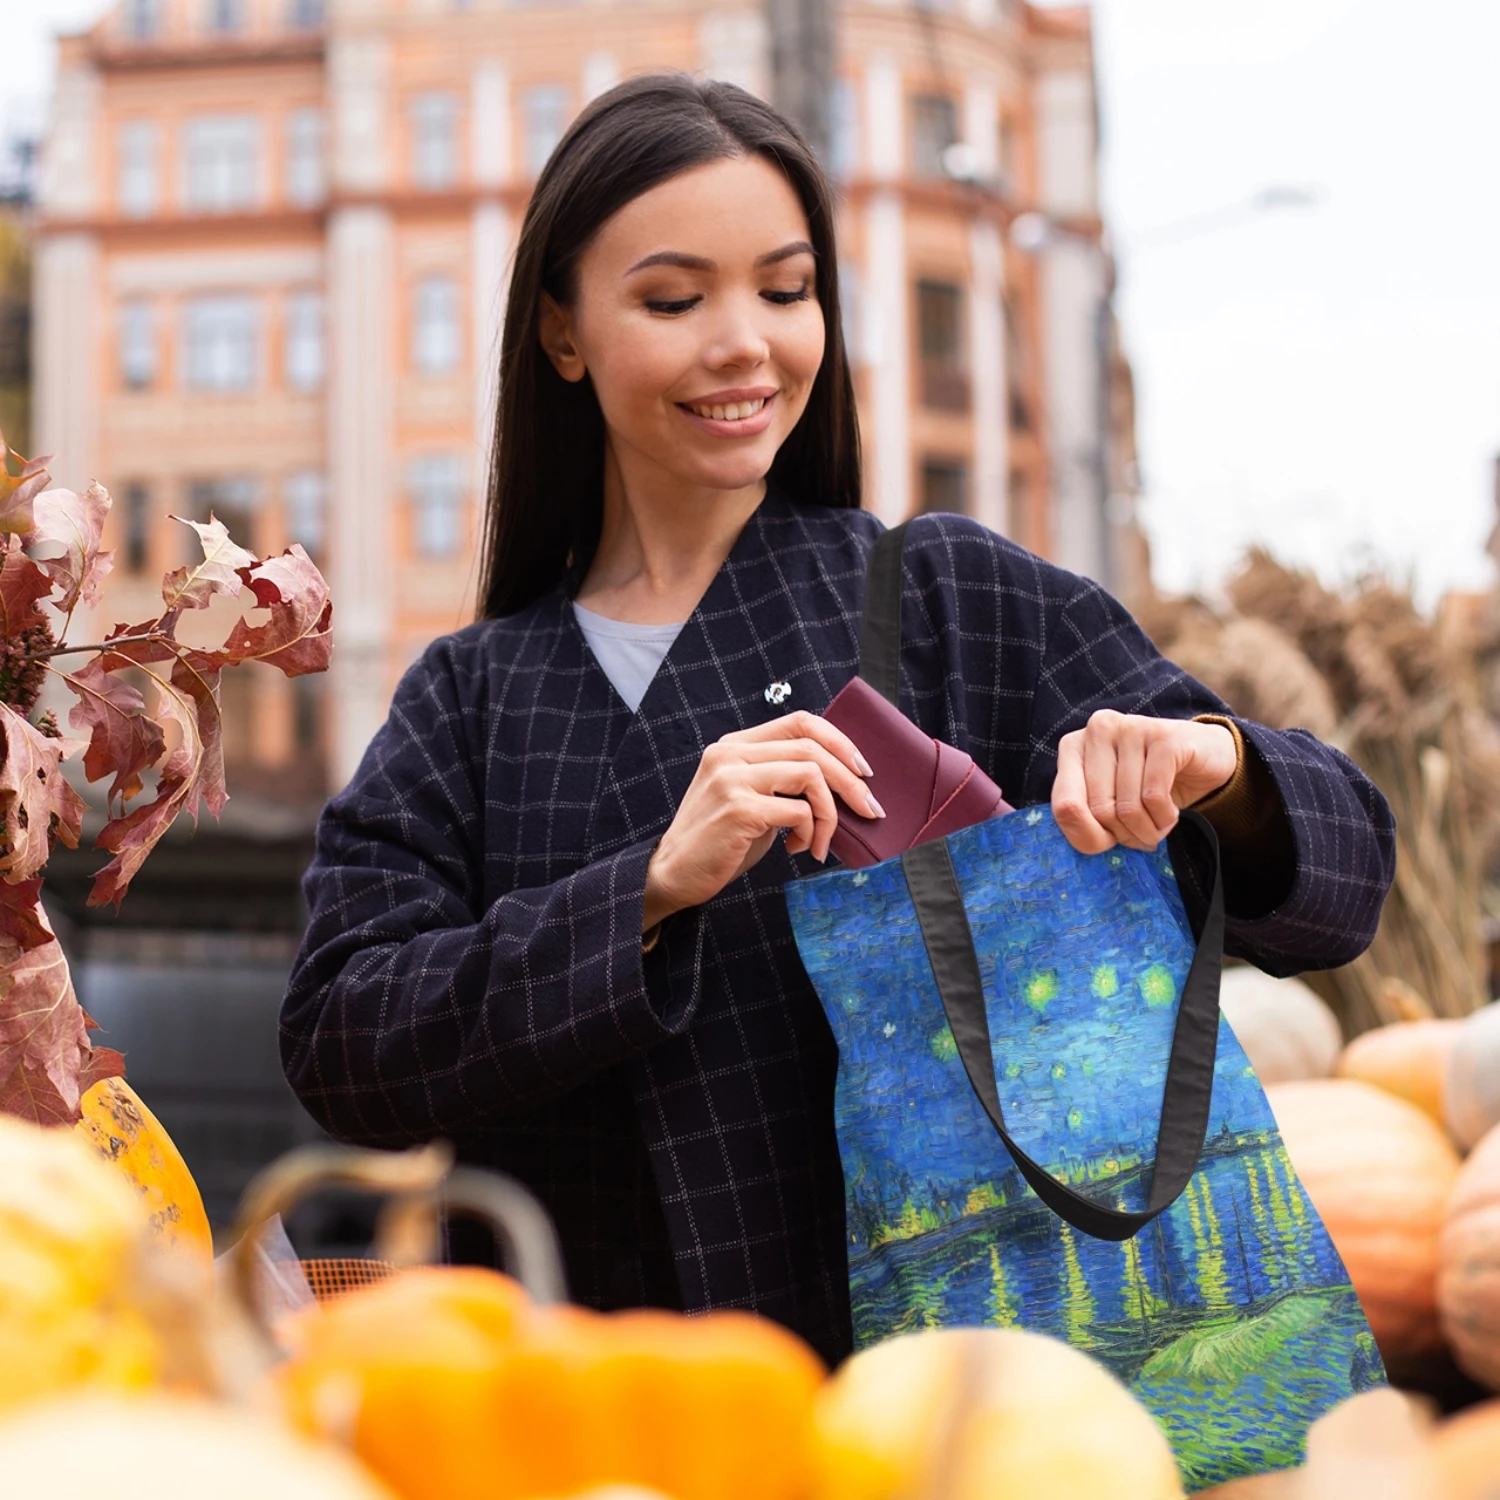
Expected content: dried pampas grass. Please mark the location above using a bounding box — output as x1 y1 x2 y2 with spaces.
1147 550 1500 1034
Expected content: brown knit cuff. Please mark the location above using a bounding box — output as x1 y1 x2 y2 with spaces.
1188 714 1270 845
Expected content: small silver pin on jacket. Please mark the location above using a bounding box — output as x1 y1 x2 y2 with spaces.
764 680 792 706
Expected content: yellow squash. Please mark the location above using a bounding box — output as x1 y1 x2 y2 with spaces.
75 1075 214 1272
0 1113 163 1411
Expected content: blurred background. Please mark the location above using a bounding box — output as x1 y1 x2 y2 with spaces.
0 0 1497 1241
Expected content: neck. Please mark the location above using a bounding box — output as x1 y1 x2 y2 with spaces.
575 440 766 624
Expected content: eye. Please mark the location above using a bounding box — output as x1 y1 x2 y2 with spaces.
644 296 701 315
763 282 812 306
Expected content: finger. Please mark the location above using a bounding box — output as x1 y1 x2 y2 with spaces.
1110 721 1161 851
1082 718 1129 848
740 790 819 861
726 710 874 779
1051 730 1114 854
734 738 882 819
742 760 841 862
1141 734 1182 839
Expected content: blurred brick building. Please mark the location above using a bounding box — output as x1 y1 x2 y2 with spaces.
35 0 1136 799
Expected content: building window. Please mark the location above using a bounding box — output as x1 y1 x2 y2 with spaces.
408 454 466 559
122 0 161 40
118 301 157 389
410 93 460 190
920 458 968 516
183 295 259 392
522 85 569 178
283 470 326 559
122 484 150 574
829 78 859 180
118 121 159 218
183 116 260 213
204 0 244 34
186 477 258 555
283 291 323 392
910 93 958 179
916 279 968 411
286 0 324 26
284 109 325 206
411 276 460 375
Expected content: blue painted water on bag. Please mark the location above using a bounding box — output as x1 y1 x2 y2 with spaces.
785 806 1384 1493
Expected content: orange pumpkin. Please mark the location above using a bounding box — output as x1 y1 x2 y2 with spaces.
1335 1019 1461 1126
279 1269 825 1500
487 1304 825 1500
1438 1123 1500 1390
1266 1079 1461 1377
75 1077 214 1273
277 1266 531 1500
1431 1399 1500 1499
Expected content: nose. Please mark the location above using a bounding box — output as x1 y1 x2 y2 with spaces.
702 290 772 371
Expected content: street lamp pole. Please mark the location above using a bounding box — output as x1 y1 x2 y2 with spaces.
764 0 835 163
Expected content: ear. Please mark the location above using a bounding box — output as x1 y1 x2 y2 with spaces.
538 293 587 383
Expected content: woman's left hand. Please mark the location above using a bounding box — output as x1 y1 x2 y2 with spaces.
1051 711 1237 855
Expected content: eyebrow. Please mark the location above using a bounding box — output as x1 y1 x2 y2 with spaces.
623 240 817 276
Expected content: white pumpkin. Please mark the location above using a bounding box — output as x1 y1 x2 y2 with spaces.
814 1326 1183 1500
1218 968 1343 1084
1445 1002 1500 1151
0 1391 397 1500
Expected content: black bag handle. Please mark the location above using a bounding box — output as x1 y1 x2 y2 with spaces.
860 523 1226 1242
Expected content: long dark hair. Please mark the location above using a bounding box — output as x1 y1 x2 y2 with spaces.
477 73 862 620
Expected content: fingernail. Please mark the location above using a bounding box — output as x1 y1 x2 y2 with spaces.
866 795 886 820
855 753 875 777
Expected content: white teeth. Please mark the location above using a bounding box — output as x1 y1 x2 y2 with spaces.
690 398 767 422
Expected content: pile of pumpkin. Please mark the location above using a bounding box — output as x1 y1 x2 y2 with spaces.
0 1083 1193 1500
8 1012 1500 1500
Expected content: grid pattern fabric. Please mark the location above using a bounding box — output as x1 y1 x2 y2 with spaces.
280 493 1395 1366
300 1258 399 1303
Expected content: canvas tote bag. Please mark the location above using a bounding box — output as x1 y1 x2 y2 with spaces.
783 524 1385 1493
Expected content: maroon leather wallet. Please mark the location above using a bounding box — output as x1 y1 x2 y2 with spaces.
822 675 1012 869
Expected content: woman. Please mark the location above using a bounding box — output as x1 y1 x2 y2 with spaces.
281 75 1394 1367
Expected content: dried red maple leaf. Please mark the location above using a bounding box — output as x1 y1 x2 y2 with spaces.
162 514 257 612
0 878 52 959
0 933 123 1126
62 656 168 806
30 480 115 618
0 703 86 884
0 537 54 637
0 435 51 538
89 652 224 909
216 545 334 677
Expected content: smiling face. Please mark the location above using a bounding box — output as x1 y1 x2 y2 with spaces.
539 153 826 505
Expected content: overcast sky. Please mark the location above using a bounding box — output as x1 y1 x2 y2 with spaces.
7 0 1499 602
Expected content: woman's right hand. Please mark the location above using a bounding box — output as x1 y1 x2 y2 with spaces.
643 711 883 929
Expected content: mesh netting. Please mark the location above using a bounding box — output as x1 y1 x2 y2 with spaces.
300 1257 399 1303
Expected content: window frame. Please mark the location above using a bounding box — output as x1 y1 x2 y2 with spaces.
182 115 262 215
118 299 157 390
283 289 324 393
182 293 260 394
409 92 461 191
411 275 462 377
407 453 467 560
284 108 325 207
117 120 159 219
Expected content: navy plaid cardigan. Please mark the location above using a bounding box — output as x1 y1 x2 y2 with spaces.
281 494 1394 1365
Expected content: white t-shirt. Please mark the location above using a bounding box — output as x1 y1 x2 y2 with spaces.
572 601 687 713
